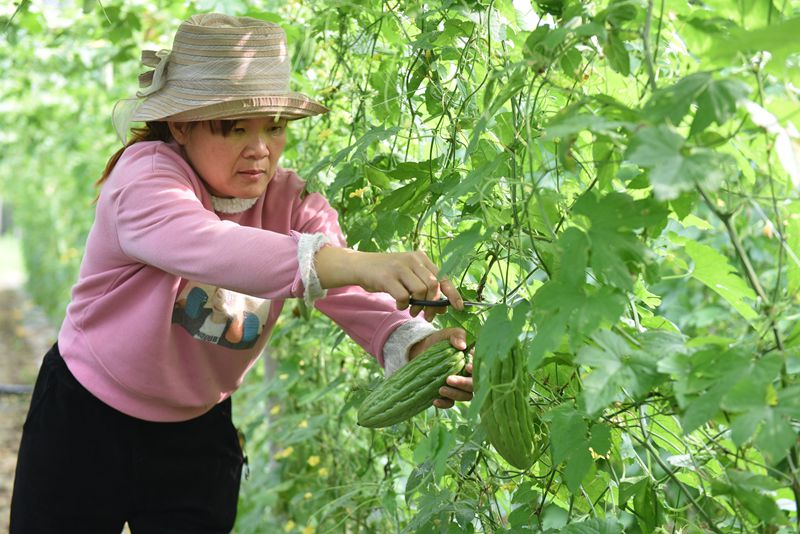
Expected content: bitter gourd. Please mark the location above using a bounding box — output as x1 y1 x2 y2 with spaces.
357 341 467 428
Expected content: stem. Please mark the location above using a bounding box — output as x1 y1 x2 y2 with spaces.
642 0 658 93
625 426 725 533
696 186 784 352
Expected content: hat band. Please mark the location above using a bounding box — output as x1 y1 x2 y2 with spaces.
138 54 292 98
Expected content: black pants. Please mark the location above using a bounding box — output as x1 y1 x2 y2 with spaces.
10 344 244 533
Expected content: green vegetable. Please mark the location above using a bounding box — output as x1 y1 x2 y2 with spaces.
357 342 467 428
479 344 540 470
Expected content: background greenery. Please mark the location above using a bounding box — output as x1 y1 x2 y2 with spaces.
2 0 800 532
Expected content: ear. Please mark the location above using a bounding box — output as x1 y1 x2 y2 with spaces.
167 121 192 145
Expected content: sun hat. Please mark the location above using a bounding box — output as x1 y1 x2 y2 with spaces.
112 13 329 143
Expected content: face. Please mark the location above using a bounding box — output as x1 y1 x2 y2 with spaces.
168 117 288 199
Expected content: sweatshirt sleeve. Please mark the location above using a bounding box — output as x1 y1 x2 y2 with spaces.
288 188 421 365
110 148 307 300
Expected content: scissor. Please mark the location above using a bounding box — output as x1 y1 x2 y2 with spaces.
408 297 495 308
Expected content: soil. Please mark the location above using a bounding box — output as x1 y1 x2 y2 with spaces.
0 278 57 533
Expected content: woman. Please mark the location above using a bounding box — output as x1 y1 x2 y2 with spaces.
10 13 473 533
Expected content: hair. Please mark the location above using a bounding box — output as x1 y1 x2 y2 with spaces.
96 120 240 188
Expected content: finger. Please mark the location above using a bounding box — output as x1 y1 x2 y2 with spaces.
409 265 440 322
385 280 411 310
438 277 464 311
449 330 468 351
415 254 456 311
446 375 473 393
439 385 473 402
464 362 474 375
411 263 440 298
402 273 436 320
433 398 455 409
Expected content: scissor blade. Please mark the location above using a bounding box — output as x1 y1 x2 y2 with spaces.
462 300 495 307
408 297 497 308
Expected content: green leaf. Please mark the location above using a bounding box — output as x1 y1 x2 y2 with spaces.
729 408 766 447
405 462 432 502
543 114 630 140
593 139 621 190
413 424 456 481
644 72 712 126
438 222 486 278
529 225 628 361
753 408 796 464
720 353 783 412
441 155 508 204
785 216 800 294
734 488 787 525
619 477 648 505
710 17 800 71
682 239 759 321
589 422 612 455
726 469 783 492
626 125 731 200
604 30 630 76
376 176 431 213
548 404 588 466
526 188 562 237
545 403 593 496
690 78 750 136
573 192 668 290
674 348 753 432
563 447 593 493
560 517 624 534
577 330 664 415
530 281 627 366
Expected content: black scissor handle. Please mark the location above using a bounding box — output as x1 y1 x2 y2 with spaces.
408 297 451 307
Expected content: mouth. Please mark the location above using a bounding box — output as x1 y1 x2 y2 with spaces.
237 169 267 179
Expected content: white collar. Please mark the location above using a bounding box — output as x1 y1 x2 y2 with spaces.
211 196 259 214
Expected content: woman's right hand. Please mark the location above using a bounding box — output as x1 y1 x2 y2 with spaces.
315 247 464 321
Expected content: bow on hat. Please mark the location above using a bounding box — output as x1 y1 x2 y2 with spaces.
111 13 329 146
137 49 171 97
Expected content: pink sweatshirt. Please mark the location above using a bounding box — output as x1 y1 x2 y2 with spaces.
58 140 418 422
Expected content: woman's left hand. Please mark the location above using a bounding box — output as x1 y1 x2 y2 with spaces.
409 327 474 409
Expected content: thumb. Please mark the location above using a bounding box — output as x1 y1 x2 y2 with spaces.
447 328 468 351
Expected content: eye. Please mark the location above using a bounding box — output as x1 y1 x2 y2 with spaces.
233 127 247 134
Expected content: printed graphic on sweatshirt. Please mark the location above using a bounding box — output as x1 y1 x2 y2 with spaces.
172 282 271 350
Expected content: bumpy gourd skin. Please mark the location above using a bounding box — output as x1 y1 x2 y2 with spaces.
357 342 467 428
479 344 539 470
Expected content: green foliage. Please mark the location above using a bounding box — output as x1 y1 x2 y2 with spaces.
3 0 800 532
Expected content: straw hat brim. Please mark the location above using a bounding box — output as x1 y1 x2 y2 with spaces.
131 93 329 123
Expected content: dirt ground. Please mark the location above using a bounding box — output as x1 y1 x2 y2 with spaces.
0 282 57 533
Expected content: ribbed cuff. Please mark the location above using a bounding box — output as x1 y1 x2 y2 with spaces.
297 233 333 307
382 320 437 377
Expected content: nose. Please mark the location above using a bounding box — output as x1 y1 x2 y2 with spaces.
243 133 270 159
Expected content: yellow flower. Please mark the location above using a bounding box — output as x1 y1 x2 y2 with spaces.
303 526 315 534
348 187 367 199
279 373 289 380
274 446 294 460
318 467 329 477
318 128 332 140
304 492 312 500
270 405 281 415
298 419 308 429
284 520 296 532
307 455 320 467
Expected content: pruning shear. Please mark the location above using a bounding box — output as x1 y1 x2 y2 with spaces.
409 297 496 308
